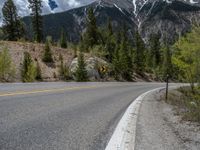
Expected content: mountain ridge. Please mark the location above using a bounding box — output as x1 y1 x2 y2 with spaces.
23 0 200 43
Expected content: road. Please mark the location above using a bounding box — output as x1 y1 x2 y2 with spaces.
0 82 165 150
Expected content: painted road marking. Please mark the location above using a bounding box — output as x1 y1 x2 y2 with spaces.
0 86 98 97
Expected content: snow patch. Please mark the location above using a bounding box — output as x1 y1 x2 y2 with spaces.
114 3 126 15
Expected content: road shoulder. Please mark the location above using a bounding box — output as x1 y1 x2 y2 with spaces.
135 88 200 150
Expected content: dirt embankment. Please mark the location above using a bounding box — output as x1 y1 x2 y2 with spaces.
0 41 75 81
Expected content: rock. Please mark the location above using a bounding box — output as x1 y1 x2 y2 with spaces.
69 56 109 80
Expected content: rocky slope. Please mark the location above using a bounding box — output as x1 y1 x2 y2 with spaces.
23 0 200 43
0 41 75 81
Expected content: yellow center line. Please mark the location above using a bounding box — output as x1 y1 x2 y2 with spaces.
0 85 99 97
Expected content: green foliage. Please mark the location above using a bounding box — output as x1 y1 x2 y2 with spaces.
134 31 146 73
104 19 116 62
42 39 54 63
75 52 88 82
162 45 173 80
112 46 121 80
2 0 24 41
28 0 43 42
21 52 36 82
59 54 70 80
0 48 15 81
107 17 113 36
112 28 133 81
147 33 161 69
0 28 4 40
35 61 42 81
60 28 68 48
83 7 100 49
173 26 200 90
118 31 133 81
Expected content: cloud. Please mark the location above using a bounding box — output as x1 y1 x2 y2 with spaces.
0 0 95 26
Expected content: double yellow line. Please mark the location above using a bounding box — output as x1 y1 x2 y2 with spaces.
0 85 98 97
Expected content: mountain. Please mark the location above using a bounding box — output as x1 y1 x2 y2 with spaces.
23 0 200 43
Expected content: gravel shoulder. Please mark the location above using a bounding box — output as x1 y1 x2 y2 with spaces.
135 89 200 150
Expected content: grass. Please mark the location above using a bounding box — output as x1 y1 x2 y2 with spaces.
164 86 200 123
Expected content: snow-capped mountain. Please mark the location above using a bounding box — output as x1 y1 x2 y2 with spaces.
6 0 200 43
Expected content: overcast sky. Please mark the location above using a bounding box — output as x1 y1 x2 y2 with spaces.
0 0 95 25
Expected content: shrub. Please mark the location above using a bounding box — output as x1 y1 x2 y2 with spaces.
75 52 88 82
0 48 15 81
21 52 36 82
35 61 42 81
42 39 54 63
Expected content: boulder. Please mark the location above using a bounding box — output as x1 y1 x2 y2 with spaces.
69 56 109 80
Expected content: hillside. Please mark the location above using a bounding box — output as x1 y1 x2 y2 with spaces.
0 41 75 81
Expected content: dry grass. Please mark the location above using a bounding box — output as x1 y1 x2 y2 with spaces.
163 87 200 123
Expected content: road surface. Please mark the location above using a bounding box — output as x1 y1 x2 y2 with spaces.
0 82 165 150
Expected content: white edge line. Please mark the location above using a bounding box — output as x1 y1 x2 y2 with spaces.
105 87 166 150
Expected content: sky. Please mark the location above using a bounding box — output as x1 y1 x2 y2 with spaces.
0 0 95 25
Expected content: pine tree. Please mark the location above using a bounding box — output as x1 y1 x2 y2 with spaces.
35 61 42 81
84 7 99 49
112 45 121 80
60 28 67 48
42 39 53 63
105 18 115 62
111 27 133 81
107 17 113 36
75 52 88 82
134 31 146 73
119 37 133 81
21 52 36 82
28 0 43 42
162 45 172 80
148 33 161 68
2 0 24 41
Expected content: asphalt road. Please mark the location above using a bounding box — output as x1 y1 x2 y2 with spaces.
0 82 165 150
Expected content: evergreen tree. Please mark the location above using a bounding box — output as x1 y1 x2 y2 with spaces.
42 39 53 63
35 61 42 81
119 36 133 81
111 27 133 81
107 17 113 36
84 7 99 49
75 52 88 82
21 52 36 82
112 45 121 80
60 28 67 48
148 33 161 68
2 0 24 41
28 0 43 42
0 48 15 81
134 31 146 73
162 45 172 80
105 18 115 62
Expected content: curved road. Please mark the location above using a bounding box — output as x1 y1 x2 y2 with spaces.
0 82 165 150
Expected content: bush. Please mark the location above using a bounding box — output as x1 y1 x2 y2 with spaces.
42 39 54 63
60 29 67 48
75 52 88 82
21 52 36 82
59 54 70 80
0 48 15 81
35 61 42 81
